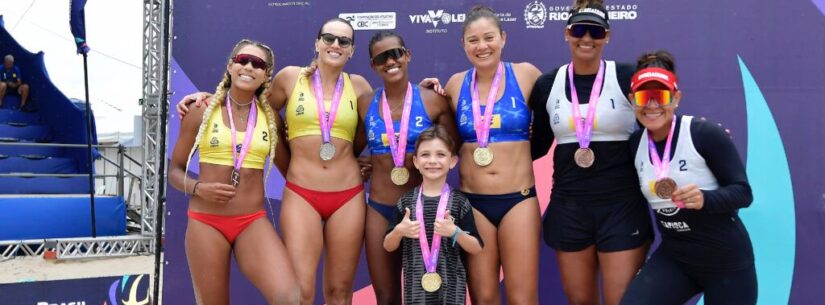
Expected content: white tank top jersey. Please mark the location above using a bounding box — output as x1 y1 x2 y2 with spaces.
546 60 637 145
635 116 720 210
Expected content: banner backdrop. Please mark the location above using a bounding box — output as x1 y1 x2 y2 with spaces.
165 1 825 304
0 274 150 305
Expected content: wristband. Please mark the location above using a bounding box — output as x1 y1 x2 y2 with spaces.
451 226 460 247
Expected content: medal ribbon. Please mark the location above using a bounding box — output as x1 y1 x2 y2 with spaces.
226 93 258 175
470 62 504 148
381 83 413 168
567 60 605 149
647 116 678 179
312 69 345 144
416 184 451 274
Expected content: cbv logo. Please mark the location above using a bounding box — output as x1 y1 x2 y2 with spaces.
409 10 465 28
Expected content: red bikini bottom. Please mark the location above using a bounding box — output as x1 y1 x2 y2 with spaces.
187 210 267 244
286 181 364 221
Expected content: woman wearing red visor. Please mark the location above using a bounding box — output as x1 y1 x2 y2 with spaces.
621 50 756 305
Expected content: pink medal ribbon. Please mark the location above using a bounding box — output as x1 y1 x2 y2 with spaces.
648 116 683 208
416 183 451 275
225 94 258 187
381 83 414 168
567 60 605 149
647 116 677 180
312 69 345 145
470 62 504 148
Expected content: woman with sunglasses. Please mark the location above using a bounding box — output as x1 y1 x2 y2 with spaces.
168 39 300 305
529 1 653 304
355 30 459 305
620 51 756 305
177 18 372 305
437 5 542 305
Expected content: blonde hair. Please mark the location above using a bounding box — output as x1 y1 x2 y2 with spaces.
184 39 279 204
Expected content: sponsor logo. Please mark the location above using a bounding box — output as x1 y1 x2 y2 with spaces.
660 220 691 232
657 207 680 216
636 71 671 81
339 12 396 30
296 104 305 116
574 7 607 19
544 4 639 22
495 12 518 23
409 9 465 34
210 137 219 148
267 1 310 7
524 1 548 29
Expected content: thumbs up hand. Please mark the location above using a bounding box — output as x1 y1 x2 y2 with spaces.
394 208 420 239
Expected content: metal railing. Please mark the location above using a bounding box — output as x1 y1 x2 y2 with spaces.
0 141 152 260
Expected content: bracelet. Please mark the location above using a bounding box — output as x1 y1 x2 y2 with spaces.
192 181 201 196
451 227 460 247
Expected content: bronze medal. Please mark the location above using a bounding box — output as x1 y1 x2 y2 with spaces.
574 148 595 168
319 142 336 161
390 167 409 186
421 272 442 292
654 178 677 199
473 147 494 167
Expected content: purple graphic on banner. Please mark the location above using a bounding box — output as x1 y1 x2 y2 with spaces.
166 1 825 304
813 0 825 15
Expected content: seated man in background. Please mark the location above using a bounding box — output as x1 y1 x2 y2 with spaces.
0 55 31 110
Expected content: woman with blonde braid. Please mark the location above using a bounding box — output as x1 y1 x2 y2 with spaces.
168 40 299 305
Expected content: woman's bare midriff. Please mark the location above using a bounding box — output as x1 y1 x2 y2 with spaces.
458 141 535 194
286 135 362 191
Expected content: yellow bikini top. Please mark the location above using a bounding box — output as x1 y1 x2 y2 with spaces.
285 68 358 142
199 102 271 169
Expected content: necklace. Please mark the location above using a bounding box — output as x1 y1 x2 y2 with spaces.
228 91 253 123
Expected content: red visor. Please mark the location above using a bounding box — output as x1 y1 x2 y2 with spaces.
631 67 678 92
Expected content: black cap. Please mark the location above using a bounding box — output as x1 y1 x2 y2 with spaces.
567 4 610 29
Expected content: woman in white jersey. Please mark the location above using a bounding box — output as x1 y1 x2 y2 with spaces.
529 1 652 304
621 50 756 305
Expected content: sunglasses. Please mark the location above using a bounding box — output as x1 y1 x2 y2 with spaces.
319 33 353 48
633 90 674 108
370 48 407 65
567 24 608 40
232 54 268 70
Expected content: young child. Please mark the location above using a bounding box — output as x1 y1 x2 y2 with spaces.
384 124 483 304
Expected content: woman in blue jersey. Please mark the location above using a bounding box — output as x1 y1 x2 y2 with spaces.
529 1 653 304
440 5 542 305
620 50 756 305
356 30 459 305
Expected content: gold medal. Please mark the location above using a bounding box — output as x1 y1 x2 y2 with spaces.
421 272 442 292
654 178 677 199
390 167 409 186
473 147 494 166
574 148 595 168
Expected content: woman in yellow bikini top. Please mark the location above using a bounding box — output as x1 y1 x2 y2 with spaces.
266 18 373 305
167 39 299 304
